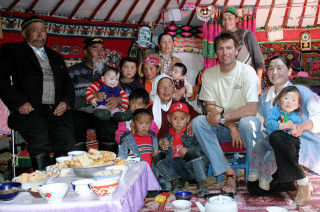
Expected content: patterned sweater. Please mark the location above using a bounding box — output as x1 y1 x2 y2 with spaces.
85 78 129 110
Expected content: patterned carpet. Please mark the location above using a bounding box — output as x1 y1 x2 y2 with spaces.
141 171 320 212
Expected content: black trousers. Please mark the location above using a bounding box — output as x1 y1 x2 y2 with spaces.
72 110 118 150
19 105 75 156
269 131 306 183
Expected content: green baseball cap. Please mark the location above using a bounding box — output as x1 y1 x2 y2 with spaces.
220 7 238 18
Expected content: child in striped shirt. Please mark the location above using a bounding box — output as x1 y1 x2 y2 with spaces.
85 66 129 121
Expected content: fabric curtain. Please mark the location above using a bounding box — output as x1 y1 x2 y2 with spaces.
202 8 257 70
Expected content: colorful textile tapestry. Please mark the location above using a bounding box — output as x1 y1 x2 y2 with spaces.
301 52 320 79
166 25 202 38
0 13 137 68
173 37 202 54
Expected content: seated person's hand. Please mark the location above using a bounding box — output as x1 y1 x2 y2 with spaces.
290 123 304 137
106 97 121 111
179 147 188 157
226 123 244 149
94 92 106 102
187 120 193 136
185 92 192 98
173 87 186 101
280 120 294 130
90 99 97 107
54 101 67 116
152 150 160 157
159 138 170 151
18 102 34 115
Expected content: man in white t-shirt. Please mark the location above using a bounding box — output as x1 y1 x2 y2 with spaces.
192 31 261 194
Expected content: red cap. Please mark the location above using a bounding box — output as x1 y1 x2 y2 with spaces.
168 102 189 114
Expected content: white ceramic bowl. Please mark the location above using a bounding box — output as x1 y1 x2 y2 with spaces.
72 164 113 178
38 183 69 203
92 169 122 181
106 165 128 180
172 200 192 211
55 156 72 163
12 176 48 190
71 179 96 196
67 151 86 157
89 179 119 199
266 206 289 212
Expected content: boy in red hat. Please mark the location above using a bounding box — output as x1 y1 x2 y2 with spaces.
153 102 209 197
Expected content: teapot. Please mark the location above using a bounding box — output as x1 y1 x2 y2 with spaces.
196 195 238 212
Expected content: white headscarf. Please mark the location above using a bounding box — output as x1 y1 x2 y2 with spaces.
150 74 174 129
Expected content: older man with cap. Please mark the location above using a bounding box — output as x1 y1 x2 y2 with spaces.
68 37 121 153
220 7 265 94
0 16 75 170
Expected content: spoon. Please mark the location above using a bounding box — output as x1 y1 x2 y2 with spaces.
12 187 34 193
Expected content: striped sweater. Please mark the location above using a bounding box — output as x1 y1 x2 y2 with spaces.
85 78 129 110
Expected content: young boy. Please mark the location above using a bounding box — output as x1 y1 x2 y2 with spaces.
169 63 193 102
118 109 159 168
115 88 159 144
85 66 129 122
153 102 208 196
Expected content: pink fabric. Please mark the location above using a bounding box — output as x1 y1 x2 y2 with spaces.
0 99 11 135
115 120 159 144
1 161 161 212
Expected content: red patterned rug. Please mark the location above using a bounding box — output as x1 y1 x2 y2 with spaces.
141 171 320 212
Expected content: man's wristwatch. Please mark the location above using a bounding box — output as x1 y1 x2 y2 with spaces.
220 114 227 125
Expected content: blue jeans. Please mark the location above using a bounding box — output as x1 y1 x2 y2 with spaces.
192 115 261 176
154 149 208 183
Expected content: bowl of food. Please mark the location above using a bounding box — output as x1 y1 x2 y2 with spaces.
0 182 21 201
67 151 86 157
55 156 72 163
73 164 113 178
13 172 48 189
107 165 128 180
38 183 69 203
89 179 119 199
92 169 122 181
28 185 42 198
71 179 96 196
175 191 193 201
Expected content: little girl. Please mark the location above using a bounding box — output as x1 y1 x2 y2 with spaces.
85 66 129 122
138 56 161 95
248 86 302 190
119 57 144 96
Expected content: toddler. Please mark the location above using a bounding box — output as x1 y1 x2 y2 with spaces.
118 108 159 168
153 102 208 196
119 57 144 95
169 63 193 102
115 88 159 144
85 66 129 122
249 86 302 190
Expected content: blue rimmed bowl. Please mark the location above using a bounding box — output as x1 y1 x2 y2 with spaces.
0 182 22 201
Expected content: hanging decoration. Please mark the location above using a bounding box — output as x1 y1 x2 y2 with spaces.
196 6 214 22
267 26 283 42
136 25 153 50
182 2 196 11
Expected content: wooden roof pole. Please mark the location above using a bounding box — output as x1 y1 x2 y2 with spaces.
69 0 85 19
298 0 308 29
104 0 122 22
224 0 230 7
179 0 187 9
122 0 139 23
138 0 155 24
240 0 246 9
264 0 275 30
282 0 292 29
255 0 260 8
89 0 108 21
5 0 20 12
26 0 39 13
187 0 201 26
314 0 320 27
212 0 218 6
155 0 172 27
50 0 65 16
